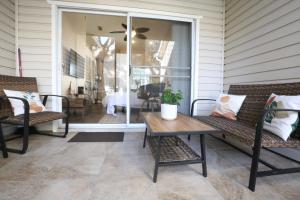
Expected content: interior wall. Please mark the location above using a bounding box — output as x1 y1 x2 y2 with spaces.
0 0 15 75
224 0 300 91
61 12 94 96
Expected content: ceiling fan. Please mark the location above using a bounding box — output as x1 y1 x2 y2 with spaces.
109 23 149 41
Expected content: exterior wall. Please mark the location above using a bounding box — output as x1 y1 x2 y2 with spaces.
224 0 300 91
17 0 52 130
0 0 16 135
18 0 224 118
0 0 15 75
17 0 52 95
224 0 300 155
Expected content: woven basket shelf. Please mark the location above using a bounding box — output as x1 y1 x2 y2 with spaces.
148 136 201 163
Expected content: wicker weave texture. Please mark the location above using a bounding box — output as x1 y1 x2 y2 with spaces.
0 75 38 118
2 112 65 126
148 136 201 162
195 82 300 148
196 116 300 148
229 83 300 133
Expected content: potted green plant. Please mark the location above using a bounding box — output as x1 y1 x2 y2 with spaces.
160 89 183 120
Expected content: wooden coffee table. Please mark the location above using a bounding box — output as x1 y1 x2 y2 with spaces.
142 112 221 182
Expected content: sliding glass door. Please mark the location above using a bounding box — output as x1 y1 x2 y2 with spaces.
128 17 192 123
59 9 193 127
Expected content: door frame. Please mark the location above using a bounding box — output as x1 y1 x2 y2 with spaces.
50 1 201 131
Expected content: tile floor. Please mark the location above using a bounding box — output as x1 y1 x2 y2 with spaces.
0 132 299 200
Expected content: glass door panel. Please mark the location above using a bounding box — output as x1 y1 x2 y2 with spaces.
129 17 192 123
61 12 128 124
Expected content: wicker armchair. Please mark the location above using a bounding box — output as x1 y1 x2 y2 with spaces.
0 75 70 155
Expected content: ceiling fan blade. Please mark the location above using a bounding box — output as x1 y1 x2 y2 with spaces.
124 35 127 41
136 33 147 40
109 31 126 33
122 23 127 29
135 27 149 33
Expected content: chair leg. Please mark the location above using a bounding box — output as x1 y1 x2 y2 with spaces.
200 134 207 177
248 144 261 191
63 117 69 138
21 123 29 154
5 125 29 154
248 126 264 192
0 123 8 158
143 128 147 148
188 134 191 140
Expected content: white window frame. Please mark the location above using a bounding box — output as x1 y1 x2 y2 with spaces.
49 1 201 132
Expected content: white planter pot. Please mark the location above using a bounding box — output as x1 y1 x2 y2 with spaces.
161 104 177 120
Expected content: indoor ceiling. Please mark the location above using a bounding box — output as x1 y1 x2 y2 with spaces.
66 12 173 53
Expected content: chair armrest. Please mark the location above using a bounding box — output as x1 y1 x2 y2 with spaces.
254 108 300 147
40 94 69 106
40 95 70 116
0 96 30 124
191 99 216 116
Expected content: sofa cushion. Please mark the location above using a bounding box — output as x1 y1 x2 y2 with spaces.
4 89 46 116
211 94 246 120
263 93 300 141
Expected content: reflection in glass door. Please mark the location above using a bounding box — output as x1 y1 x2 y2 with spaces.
60 11 193 127
129 17 192 123
61 12 128 124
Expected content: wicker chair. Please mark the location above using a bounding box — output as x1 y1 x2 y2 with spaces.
0 75 70 155
190 82 300 191
137 83 165 111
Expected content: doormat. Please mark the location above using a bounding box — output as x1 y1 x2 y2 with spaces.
68 132 124 142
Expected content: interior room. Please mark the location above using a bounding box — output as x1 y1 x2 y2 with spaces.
61 12 191 124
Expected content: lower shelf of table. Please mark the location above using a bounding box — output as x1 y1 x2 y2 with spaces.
147 136 202 164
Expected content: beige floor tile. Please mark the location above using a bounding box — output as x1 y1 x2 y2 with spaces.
0 133 299 200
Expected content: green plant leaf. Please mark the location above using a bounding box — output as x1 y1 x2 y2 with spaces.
161 89 183 105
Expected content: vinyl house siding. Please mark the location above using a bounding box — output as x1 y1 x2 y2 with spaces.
0 0 15 75
16 0 52 130
224 0 300 91
17 0 52 96
0 0 16 135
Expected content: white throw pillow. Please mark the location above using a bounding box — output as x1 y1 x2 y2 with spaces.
4 89 47 116
263 93 300 141
211 94 246 120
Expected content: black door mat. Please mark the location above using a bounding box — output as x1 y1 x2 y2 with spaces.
68 132 124 142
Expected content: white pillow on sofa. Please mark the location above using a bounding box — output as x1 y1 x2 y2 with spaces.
263 93 300 141
4 89 47 116
211 94 246 120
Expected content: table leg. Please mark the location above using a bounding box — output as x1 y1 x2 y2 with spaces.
153 136 162 183
143 128 147 148
200 134 207 177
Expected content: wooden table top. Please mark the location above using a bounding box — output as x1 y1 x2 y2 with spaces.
142 112 220 136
